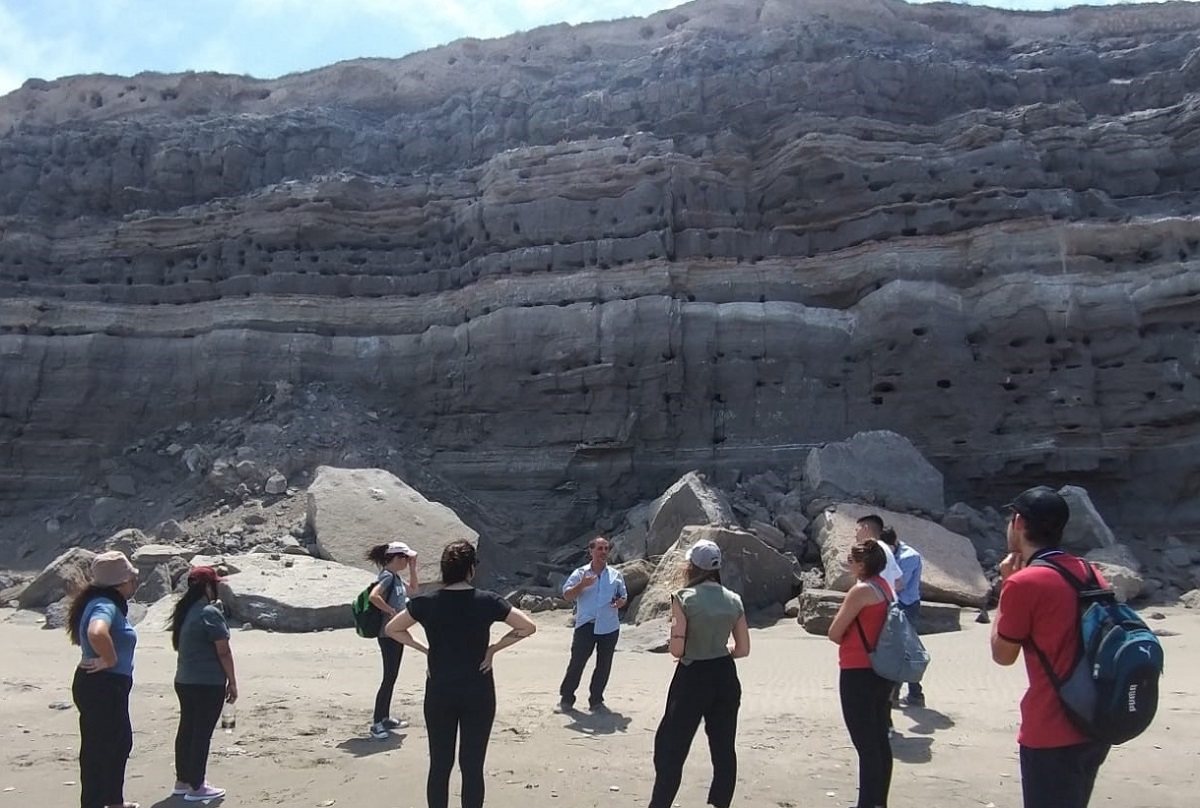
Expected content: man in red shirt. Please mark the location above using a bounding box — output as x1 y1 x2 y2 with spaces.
991 485 1110 808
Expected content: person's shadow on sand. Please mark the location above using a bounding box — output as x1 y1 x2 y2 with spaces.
336 732 408 757
560 706 632 736
903 705 955 736
890 732 934 764
147 797 224 808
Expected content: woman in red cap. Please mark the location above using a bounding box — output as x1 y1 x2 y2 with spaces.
168 566 237 803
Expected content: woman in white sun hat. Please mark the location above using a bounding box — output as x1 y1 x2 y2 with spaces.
364 540 420 739
648 538 751 808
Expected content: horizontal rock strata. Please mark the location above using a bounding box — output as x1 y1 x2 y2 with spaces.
1 0 1199 545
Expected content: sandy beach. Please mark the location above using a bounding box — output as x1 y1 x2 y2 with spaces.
2 606 1197 808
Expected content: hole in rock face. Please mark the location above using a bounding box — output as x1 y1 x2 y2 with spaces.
912 327 927 336
873 382 896 393
871 396 883 405
936 379 952 389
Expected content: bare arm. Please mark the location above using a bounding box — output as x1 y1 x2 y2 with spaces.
368 581 397 617
668 597 688 660
481 608 537 671
214 638 238 701
991 617 1022 666
828 584 874 644
384 609 429 654
407 561 420 596
729 614 750 659
81 619 117 672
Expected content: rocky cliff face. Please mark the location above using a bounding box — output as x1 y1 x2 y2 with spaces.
1 0 1199 546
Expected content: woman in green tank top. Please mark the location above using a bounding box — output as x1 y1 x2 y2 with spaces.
648 539 751 808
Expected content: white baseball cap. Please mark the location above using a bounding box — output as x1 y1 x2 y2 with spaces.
385 541 416 557
685 539 722 570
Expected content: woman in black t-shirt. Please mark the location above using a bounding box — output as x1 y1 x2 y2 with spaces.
386 540 536 808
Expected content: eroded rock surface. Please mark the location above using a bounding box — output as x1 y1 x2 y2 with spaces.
1 0 1199 555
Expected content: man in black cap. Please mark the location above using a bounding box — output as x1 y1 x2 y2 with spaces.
990 485 1111 808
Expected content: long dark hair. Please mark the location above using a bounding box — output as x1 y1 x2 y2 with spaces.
169 580 212 650
686 563 722 588
66 586 128 646
440 540 477 585
851 539 887 578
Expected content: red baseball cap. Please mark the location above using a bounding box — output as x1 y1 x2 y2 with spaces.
188 566 225 586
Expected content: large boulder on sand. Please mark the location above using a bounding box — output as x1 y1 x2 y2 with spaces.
632 526 797 624
1085 544 1144 603
196 553 377 632
611 472 735 561
796 588 961 636
17 547 97 608
804 431 945 517
306 466 478 578
1059 486 1119 553
812 503 990 607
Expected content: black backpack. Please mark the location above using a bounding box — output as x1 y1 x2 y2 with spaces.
1030 557 1164 745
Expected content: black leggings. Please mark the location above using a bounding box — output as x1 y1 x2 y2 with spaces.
174 682 226 789
649 656 741 808
424 676 496 808
839 667 894 808
374 636 405 723
72 668 133 808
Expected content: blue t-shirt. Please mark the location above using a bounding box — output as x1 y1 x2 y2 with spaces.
376 569 408 638
78 596 137 678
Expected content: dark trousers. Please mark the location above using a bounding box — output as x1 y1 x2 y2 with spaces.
1019 741 1110 808
374 636 405 723
649 655 741 808
840 667 894 808
72 668 133 808
890 602 923 701
558 624 619 707
173 682 226 789
424 676 496 808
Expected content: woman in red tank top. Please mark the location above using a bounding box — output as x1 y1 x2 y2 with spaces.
828 538 894 808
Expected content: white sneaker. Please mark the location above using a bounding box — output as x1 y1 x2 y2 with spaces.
184 782 226 802
381 717 408 730
369 721 390 740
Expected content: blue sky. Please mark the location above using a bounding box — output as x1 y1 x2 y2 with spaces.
0 0 1187 97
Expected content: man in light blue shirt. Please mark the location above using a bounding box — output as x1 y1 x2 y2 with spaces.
883 527 926 707
558 536 628 713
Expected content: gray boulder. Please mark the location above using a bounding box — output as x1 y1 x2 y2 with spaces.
133 564 174 604
614 558 657 601
642 472 736 558
812 503 990 607
132 544 195 566
306 466 478 578
105 528 151 558
803 430 945 518
1059 486 1118 553
43 596 72 630
633 525 796 624
154 519 187 542
17 547 97 609
265 472 288 495
797 587 960 635
212 554 377 632
1085 544 1144 603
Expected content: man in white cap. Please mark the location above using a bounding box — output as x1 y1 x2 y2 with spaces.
558 536 628 713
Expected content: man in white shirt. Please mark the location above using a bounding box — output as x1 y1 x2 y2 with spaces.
856 514 902 593
558 536 628 713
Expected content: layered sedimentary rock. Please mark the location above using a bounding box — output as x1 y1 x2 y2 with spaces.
1 0 1199 545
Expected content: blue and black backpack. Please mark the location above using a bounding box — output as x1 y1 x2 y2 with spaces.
1030 556 1164 745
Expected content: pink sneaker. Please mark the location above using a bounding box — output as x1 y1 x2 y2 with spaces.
184 783 226 802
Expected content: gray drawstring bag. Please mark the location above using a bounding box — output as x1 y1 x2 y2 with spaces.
854 580 931 683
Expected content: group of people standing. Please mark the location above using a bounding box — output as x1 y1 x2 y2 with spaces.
67 552 236 808
65 484 1116 808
